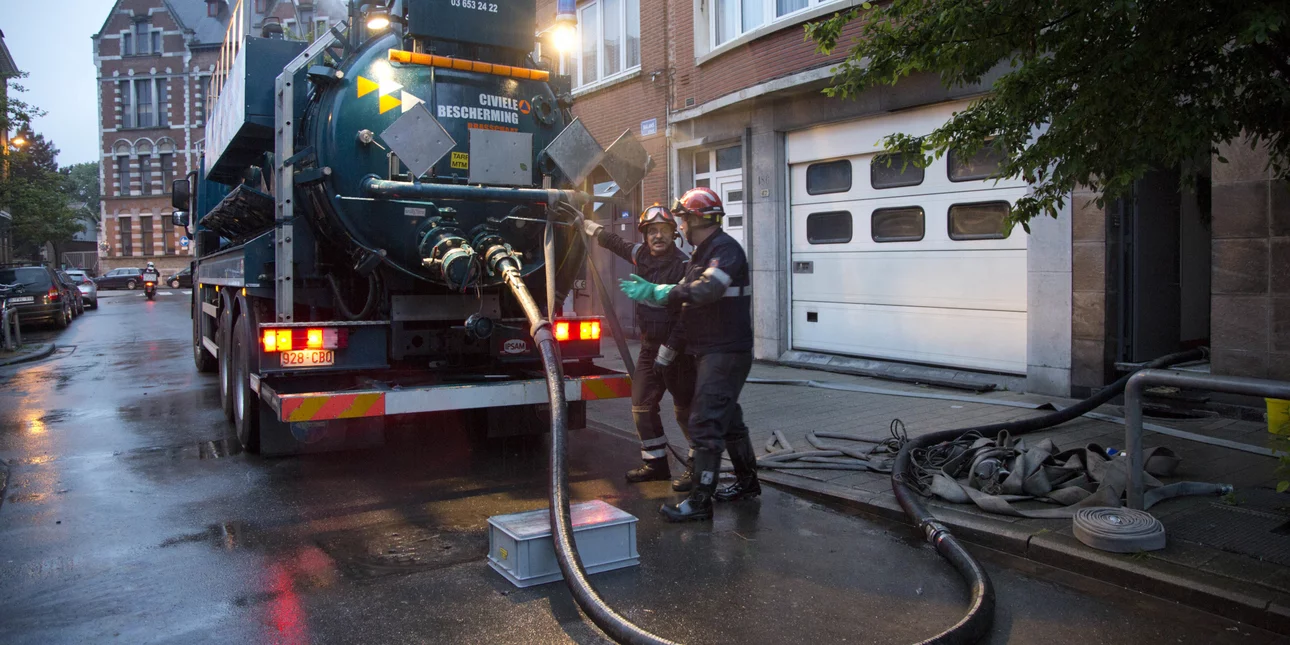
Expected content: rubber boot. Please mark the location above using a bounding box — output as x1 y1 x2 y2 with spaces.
660 449 719 522
626 458 670 483
671 455 695 492
715 435 761 501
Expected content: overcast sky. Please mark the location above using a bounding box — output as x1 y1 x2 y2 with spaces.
3 0 109 166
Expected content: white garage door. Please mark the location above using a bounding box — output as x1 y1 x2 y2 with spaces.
787 101 1030 374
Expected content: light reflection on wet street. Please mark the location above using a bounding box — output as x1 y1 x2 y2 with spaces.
0 292 1280 644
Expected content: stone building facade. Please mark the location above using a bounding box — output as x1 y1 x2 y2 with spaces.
94 0 344 275
536 0 1285 395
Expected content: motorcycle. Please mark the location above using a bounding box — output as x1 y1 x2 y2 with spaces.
142 269 159 301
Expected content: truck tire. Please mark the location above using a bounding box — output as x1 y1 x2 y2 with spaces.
232 312 261 453
193 288 216 373
218 303 234 422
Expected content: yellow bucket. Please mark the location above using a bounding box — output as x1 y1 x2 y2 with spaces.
1268 398 1290 435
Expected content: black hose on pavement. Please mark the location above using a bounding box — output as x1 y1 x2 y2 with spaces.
887 346 1205 644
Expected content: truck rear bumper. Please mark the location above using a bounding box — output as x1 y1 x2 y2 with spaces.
256 367 631 423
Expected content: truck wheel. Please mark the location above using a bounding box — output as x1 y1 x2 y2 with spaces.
232 313 261 453
218 304 234 422
193 289 216 373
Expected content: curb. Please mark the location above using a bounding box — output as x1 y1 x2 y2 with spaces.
0 343 55 367
760 470 1290 636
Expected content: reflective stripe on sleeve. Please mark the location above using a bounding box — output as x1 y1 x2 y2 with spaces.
722 285 752 298
702 266 733 287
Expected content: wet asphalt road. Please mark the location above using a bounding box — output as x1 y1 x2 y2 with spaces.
0 290 1282 644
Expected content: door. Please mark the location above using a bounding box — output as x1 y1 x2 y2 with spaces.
716 176 745 249
786 101 1030 374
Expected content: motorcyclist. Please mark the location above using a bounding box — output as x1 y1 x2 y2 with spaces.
619 187 759 522
584 205 698 489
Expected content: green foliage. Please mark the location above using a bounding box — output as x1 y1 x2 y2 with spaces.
2 72 44 135
60 162 102 224
1 129 82 260
806 0 1290 230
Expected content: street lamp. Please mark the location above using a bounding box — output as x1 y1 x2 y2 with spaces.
10 136 26 148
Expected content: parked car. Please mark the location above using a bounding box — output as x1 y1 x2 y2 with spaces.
64 269 98 309
0 264 75 329
165 266 193 289
95 267 144 290
56 270 85 317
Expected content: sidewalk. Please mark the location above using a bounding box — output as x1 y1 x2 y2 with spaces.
0 342 55 367
587 341 1290 634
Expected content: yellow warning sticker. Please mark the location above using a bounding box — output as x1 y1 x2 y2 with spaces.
356 76 378 98
499 547 508 560
379 94 402 114
450 152 469 169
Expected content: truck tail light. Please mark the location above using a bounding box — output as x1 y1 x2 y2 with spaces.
262 327 347 352
579 320 600 340
554 321 570 342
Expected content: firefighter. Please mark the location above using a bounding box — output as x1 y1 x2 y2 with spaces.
583 205 698 489
619 187 759 522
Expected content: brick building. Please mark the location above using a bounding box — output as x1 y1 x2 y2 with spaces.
1 29 19 265
93 0 344 275
537 0 1284 396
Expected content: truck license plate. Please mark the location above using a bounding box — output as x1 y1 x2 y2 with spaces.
280 349 334 367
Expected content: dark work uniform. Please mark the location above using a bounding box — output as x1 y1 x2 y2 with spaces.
666 228 754 461
595 229 696 462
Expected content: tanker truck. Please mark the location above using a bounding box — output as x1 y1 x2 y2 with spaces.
172 0 649 455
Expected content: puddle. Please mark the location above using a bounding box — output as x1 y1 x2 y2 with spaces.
160 521 255 550
316 522 485 580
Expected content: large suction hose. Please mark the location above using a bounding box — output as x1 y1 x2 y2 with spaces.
497 254 675 645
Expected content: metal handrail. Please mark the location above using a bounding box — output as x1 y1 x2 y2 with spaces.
1125 369 1290 509
208 0 248 115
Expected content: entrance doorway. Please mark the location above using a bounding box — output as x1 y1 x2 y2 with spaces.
693 144 745 250
1110 167 1212 364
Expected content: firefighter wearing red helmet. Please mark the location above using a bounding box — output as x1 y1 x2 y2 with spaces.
619 186 758 522
583 204 698 489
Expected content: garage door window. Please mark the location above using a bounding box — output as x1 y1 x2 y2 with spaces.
948 202 1011 240
806 211 852 244
871 153 924 189
806 160 851 195
871 207 925 242
948 144 1006 182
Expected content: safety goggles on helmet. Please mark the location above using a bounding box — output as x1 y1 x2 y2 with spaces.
637 204 679 233
670 186 725 224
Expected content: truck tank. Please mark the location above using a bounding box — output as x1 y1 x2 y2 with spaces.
297 28 585 295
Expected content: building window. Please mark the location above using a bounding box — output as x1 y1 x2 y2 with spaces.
948 144 1006 182
872 207 925 243
208 1 219 18
116 155 131 196
710 0 835 48
156 80 168 127
160 153 174 192
152 31 161 54
134 20 151 55
140 153 152 196
871 153 924 189
162 212 175 255
136 81 153 128
805 160 851 195
254 0 268 13
140 216 154 255
122 32 133 56
119 81 133 129
119 217 133 256
575 0 640 88
806 211 852 244
715 145 742 171
948 202 1011 240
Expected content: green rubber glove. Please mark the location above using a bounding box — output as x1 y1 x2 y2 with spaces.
619 274 674 306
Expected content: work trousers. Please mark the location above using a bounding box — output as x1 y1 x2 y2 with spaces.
687 351 753 456
632 340 697 462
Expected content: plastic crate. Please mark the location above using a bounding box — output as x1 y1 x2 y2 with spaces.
487 500 639 588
